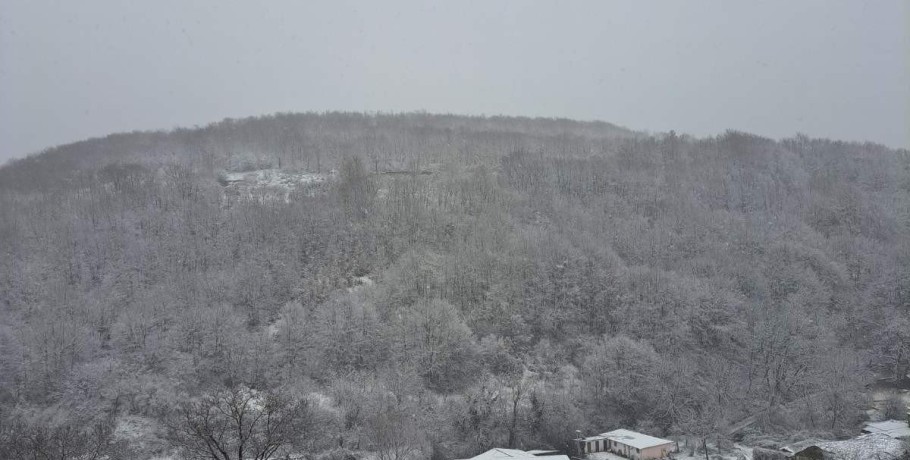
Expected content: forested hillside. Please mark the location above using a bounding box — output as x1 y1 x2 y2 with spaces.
1 112 908 460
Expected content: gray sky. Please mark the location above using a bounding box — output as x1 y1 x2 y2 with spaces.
1 1 907 162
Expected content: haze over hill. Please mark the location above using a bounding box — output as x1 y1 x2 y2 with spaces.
0 112 908 459
2 0 908 163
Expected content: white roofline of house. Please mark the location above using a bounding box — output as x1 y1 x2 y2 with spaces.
583 429 675 450
458 448 570 460
862 419 910 439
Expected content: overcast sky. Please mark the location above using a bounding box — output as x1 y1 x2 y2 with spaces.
1 1 907 162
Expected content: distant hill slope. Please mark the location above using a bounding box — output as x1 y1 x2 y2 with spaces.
0 111 908 459
0 112 640 192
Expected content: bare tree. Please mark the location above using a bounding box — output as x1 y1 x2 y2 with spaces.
169 386 312 460
368 401 425 460
505 370 536 448
0 409 114 460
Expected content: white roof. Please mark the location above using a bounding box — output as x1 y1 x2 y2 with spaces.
862 419 910 439
600 429 675 450
577 434 608 442
816 433 905 458
464 448 568 460
468 448 531 460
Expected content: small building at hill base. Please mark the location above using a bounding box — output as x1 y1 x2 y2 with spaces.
862 419 910 439
575 429 676 460
458 448 569 460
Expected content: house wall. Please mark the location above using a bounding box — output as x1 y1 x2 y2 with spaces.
578 439 605 455
578 439 674 459
639 443 675 460
606 441 634 459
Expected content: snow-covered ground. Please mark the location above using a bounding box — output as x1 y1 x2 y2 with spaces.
219 168 337 203
221 169 335 187
814 433 906 460
112 414 176 459
113 415 157 446
347 275 374 292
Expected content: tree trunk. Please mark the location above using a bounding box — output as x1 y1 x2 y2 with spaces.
508 388 521 448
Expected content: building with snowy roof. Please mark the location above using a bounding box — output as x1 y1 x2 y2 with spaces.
458 448 569 460
574 429 676 460
862 419 910 439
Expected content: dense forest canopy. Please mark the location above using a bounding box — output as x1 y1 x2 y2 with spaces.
0 112 908 459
